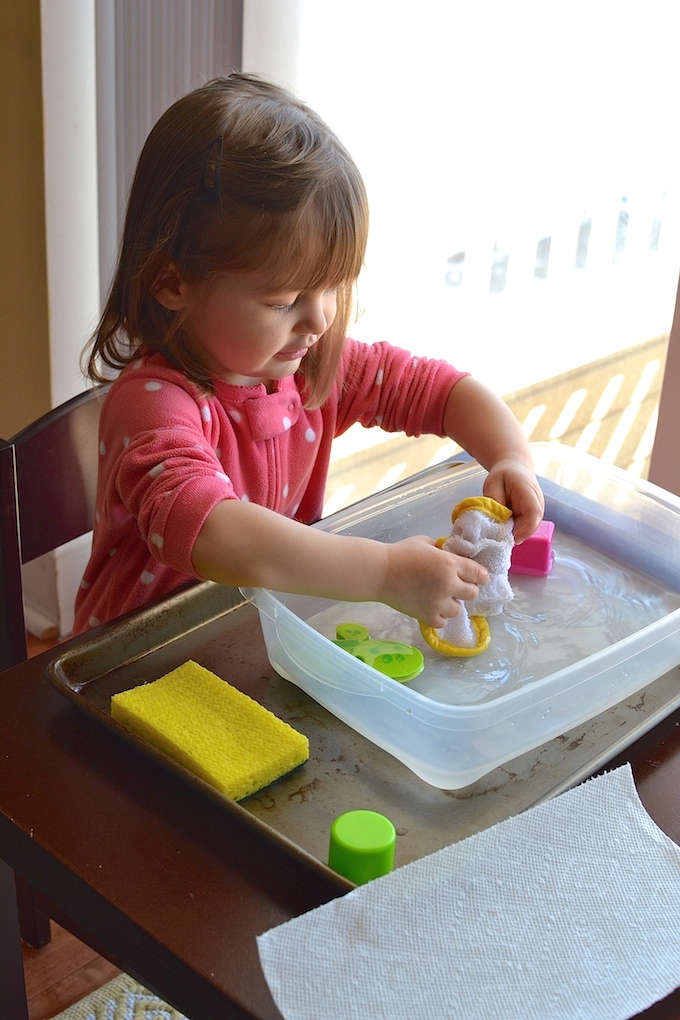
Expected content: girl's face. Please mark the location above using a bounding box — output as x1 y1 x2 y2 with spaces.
163 269 338 389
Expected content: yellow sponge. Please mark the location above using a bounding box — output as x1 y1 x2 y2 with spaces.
111 660 309 801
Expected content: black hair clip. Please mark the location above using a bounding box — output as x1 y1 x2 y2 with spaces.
198 136 223 202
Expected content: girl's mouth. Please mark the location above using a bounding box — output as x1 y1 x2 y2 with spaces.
277 345 310 361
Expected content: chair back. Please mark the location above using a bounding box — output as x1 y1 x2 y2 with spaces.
10 387 109 564
0 441 25 667
0 385 109 670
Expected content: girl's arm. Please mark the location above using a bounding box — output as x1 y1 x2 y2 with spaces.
191 499 488 629
442 376 545 542
192 373 542 625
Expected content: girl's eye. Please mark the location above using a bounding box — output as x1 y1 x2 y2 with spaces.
268 294 299 312
268 287 338 312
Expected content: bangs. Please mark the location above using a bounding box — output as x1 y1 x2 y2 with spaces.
253 194 368 292
185 176 368 294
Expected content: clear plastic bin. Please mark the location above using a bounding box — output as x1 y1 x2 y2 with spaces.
243 444 680 789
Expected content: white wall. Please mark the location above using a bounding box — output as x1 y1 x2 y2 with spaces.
29 1 100 638
41 0 100 405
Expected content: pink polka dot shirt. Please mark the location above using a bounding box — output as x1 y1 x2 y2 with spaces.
73 338 466 634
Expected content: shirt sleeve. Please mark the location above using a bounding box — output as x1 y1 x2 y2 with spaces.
99 365 237 577
333 338 469 438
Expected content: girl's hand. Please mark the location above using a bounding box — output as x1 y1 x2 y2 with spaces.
379 536 489 628
482 458 545 544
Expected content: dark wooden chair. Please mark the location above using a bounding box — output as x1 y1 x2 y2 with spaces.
0 385 109 947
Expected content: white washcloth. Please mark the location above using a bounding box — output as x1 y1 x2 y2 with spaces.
436 506 514 649
257 764 680 1020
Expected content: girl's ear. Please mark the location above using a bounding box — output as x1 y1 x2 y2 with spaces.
153 263 191 310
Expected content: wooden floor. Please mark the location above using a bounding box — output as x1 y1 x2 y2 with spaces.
20 633 121 1020
22 922 120 1020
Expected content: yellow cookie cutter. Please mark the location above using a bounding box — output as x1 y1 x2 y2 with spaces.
419 615 491 657
450 496 513 525
419 497 512 657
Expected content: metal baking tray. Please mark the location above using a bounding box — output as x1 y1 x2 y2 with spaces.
48 577 680 871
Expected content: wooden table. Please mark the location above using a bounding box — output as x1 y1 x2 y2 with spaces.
2 611 680 1019
0 632 349 1020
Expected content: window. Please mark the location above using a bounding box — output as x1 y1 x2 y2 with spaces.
243 1 680 502
279 2 678 380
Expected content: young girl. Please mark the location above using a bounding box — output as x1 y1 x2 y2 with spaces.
74 73 544 637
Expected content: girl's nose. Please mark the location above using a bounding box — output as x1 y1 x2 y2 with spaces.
294 292 336 336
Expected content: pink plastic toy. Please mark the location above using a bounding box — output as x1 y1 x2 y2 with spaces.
509 520 555 576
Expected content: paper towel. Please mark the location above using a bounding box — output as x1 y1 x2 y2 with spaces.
257 765 680 1020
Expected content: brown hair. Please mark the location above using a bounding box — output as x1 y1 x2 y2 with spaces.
83 73 369 406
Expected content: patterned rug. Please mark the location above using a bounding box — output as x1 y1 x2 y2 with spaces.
53 972 189 1019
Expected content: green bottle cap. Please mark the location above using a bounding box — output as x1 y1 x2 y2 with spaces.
328 810 396 885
